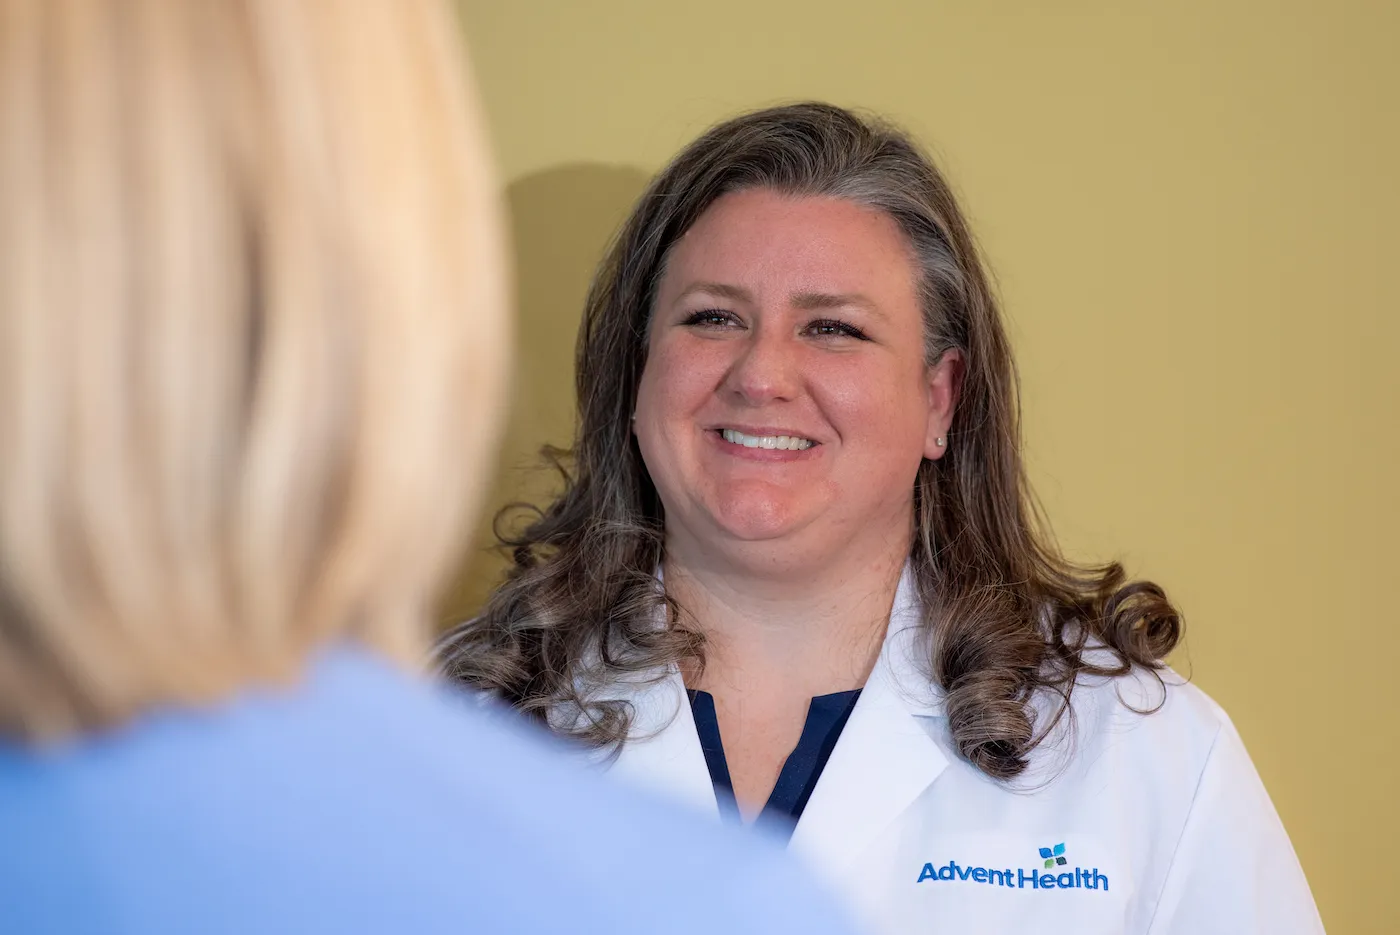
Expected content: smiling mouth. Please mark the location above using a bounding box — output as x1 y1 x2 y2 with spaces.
719 428 817 451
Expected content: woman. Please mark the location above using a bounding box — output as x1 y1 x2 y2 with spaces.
0 5 858 934
440 103 1324 934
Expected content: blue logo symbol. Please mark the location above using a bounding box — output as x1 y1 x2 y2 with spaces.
1039 843 1067 870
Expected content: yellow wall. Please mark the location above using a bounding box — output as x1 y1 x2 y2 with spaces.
445 2 1398 930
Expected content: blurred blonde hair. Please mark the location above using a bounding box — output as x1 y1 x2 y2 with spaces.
0 0 508 740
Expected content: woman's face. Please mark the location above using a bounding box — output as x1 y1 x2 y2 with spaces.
634 188 958 572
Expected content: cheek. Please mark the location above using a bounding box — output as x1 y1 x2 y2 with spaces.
815 358 931 457
634 339 722 486
636 337 727 420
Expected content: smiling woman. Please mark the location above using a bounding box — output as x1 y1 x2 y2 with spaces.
637 190 955 581
438 103 1323 935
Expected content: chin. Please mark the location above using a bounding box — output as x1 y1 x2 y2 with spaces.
706 494 811 543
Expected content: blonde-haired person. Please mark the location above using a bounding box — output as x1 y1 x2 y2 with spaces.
0 4 860 934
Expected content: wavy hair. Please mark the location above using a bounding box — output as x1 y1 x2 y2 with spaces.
439 102 1180 779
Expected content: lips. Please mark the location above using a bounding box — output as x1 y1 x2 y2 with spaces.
718 428 816 451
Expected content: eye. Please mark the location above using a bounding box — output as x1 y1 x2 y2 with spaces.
804 318 870 341
681 309 742 329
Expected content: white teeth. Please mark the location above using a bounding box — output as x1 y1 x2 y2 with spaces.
720 428 814 451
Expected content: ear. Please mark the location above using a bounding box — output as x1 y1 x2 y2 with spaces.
922 348 963 461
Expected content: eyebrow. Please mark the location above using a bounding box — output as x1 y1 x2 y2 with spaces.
674 282 880 315
675 282 754 303
791 290 879 313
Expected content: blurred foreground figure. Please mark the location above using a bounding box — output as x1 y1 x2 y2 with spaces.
0 3 858 933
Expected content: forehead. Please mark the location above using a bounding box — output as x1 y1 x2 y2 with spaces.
659 188 919 302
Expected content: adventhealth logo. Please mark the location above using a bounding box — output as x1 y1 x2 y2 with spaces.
1041 842 1067 869
916 842 1110 892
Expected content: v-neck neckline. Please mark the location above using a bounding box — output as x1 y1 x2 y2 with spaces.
686 688 863 843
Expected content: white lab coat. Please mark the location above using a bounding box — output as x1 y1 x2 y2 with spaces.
585 568 1325 935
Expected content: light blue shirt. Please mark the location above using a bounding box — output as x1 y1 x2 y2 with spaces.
0 647 857 935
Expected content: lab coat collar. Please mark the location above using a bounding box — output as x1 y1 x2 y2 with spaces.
604 564 725 818
786 564 949 878
606 563 950 874
605 667 723 819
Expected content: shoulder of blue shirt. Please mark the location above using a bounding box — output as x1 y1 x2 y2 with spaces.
0 645 861 935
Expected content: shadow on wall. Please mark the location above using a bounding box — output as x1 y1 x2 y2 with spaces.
437 162 652 626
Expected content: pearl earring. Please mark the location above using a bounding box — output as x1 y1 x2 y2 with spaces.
935 436 945 447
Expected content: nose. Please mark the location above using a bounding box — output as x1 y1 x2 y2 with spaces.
720 322 801 406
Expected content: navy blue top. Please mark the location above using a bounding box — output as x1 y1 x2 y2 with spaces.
688 688 862 844
0 647 860 935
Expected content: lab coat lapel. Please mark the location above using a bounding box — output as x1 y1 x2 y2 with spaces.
605 667 721 819
788 567 948 878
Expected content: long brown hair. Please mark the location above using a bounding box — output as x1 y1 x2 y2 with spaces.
438 102 1180 779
